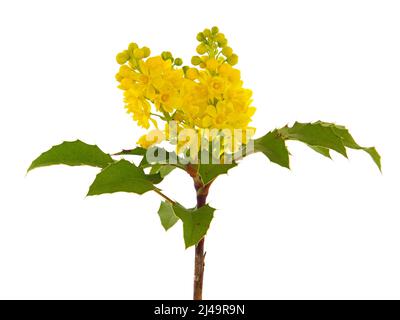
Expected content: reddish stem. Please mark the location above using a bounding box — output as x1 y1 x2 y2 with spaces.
192 167 211 300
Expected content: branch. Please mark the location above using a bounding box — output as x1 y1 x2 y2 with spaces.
154 189 175 204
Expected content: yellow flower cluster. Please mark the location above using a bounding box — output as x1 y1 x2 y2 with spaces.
115 27 256 153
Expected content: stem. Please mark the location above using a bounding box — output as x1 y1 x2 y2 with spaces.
153 189 175 204
193 181 210 300
194 237 205 300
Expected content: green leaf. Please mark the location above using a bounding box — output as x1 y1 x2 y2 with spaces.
87 159 154 196
362 147 381 171
198 163 237 184
157 201 179 231
254 130 290 168
113 147 147 156
253 121 380 171
173 204 215 249
145 173 163 184
28 140 113 172
139 146 184 169
150 164 176 178
308 145 331 159
282 122 347 157
326 122 381 170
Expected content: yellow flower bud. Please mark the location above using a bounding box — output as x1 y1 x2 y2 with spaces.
199 62 206 69
142 46 151 58
203 28 211 38
191 56 202 65
218 39 228 48
174 58 183 66
161 51 173 61
211 26 219 34
128 42 138 54
222 46 233 57
227 54 238 65
133 48 145 59
196 44 207 55
215 33 225 42
196 32 205 42
215 33 227 47
116 50 130 64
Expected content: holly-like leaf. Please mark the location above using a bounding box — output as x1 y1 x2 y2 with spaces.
282 122 347 157
198 163 237 185
173 204 215 249
308 145 331 158
157 201 179 231
28 140 113 172
113 147 147 156
139 146 184 168
254 130 290 168
253 121 380 171
325 122 381 170
150 164 176 178
145 173 163 184
87 159 154 196
361 147 381 171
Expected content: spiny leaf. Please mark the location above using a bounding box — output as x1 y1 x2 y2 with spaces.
139 146 184 169
145 173 163 184
254 130 290 168
173 204 215 249
28 140 113 172
198 163 237 185
87 159 154 196
113 147 147 156
282 122 347 157
323 122 381 170
362 147 381 171
150 164 176 178
157 201 179 231
308 145 331 159
253 121 380 171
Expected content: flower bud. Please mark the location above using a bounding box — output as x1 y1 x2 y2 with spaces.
191 56 202 65
142 46 151 58
196 44 207 55
215 33 225 43
222 46 233 57
227 54 238 65
174 58 183 66
218 39 228 48
196 32 205 42
128 42 138 54
133 48 145 59
203 28 211 38
211 26 219 34
161 51 173 61
116 50 130 64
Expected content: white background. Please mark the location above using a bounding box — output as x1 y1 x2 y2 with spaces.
0 0 399 299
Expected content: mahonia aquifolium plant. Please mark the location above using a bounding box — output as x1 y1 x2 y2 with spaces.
28 27 381 300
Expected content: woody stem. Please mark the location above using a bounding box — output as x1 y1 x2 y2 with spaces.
193 181 210 300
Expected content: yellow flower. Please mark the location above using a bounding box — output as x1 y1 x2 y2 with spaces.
137 129 165 148
116 27 257 157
